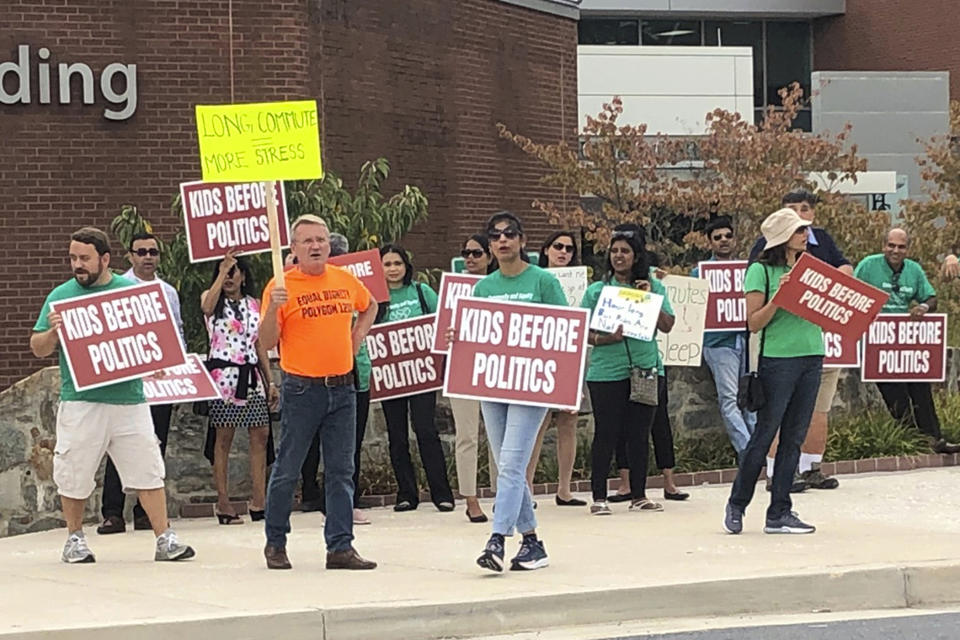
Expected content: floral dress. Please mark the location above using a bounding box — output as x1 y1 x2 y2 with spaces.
205 296 269 428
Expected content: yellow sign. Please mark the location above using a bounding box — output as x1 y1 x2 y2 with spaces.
195 100 323 182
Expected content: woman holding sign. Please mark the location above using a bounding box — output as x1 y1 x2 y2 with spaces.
581 228 673 516
201 253 277 525
525 231 586 507
723 208 822 536
377 244 456 513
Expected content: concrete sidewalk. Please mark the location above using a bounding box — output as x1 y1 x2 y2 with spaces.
2 468 960 640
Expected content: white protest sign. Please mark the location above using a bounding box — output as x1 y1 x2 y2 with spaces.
589 285 664 342
656 274 708 367
549 266 589 307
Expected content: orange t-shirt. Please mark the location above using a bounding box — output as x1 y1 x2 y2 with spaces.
261 265 372 377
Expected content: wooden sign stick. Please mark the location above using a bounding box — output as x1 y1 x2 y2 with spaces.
264 180 285 288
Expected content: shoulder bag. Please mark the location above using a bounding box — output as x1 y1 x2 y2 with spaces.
737 265 769 412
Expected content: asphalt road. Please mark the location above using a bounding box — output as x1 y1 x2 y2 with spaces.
609 612 960 640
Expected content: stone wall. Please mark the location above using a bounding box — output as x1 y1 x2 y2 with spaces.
2 353 957 537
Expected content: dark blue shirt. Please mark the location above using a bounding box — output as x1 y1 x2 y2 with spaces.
748 227 850 268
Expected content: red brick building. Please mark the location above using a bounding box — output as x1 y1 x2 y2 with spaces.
0 0 578 389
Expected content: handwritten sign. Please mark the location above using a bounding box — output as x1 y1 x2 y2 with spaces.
823 331 860 368
550 266 589 307
366 316 445 401
195 100 322 182
143 354 222 405
772 253 888 341
656 275 708 367
328 249 389 302
431 273 483 353
699 260 748 332
50 282 188 391
180 180 290 262
444 298 589 410
861 314 947 382
589 285 664 342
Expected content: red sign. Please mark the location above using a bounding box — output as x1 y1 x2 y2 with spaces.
823 331 860 368
366 315 446 401
328 249 389 303
772 253 888 340
432 273 483 353
444 298 589 411
699 260 748 331
143 354 222 405
50 282 188 392
862 314 947 382
180 180 290 263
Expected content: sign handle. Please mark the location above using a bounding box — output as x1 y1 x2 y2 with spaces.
263 180 285 288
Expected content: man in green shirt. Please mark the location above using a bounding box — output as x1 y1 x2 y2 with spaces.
31 227 195 564
853 228 960 454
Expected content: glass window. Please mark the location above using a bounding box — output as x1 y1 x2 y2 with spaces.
578 18 639 45
705 21 764 107
641 20 701 46
765 21 811 106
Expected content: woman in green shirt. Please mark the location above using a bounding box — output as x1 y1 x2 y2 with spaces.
724 208 823 536
377 244 455 513
581 227 673 515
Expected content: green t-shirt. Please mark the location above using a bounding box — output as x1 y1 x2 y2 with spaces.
383 282 438 322
581 278 673 382
473 265 567 306
853 254 936 313
744 262 824 358
354 341 371 392
34 274 146 404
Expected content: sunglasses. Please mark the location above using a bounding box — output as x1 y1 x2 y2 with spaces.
612 230 635 239
711 232 733 241
551 242 575 254
134 248 160 257
461 249 486 259
488 228 520 240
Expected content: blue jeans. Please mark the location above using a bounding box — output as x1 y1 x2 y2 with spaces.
265 375 357 552
703 341 757 455
729 355 822 521
481 401 548 537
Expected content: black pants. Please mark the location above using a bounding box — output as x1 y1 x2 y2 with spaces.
589 379 656 501
876 382 942 440
301 389 370 510
615 375 676 471
101 404 172 520
381 391 454 506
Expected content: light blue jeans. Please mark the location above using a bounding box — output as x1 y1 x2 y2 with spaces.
703 340 757 455
480 401 548 537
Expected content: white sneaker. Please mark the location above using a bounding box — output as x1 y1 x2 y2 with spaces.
155 529 196 561
61 531 95 564
590 501 612 516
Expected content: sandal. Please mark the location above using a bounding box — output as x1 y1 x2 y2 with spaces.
629 498 663 512
215 510 244 525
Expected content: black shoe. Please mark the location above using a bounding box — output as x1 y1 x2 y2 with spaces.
466 507 488 523
664 490 690 501
932 438 960 454
249 509 265 522
436 501 455 512
477 534 505 572
800 463 839 490
723 503 744 535
133 514 153 531
764 511 815 534
96 515 125 535
555 496 587 507
607 493 632 503
393 500 417 512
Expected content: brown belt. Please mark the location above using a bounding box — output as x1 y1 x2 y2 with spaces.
286 372 355 388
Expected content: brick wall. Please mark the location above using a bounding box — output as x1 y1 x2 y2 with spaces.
0 0 577 389
814 0 960 98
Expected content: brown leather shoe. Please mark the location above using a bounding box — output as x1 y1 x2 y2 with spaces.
264 544 292 570
326 547 377 570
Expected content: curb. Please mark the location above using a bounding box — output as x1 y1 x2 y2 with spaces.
6 561 960 640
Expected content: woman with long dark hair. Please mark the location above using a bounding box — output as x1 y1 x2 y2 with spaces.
200 251 277 524
526 231 585 507
377 244 455 512
581 226 674 515
724 208 822 536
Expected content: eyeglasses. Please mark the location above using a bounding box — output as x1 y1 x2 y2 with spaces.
551 242 575 254
711 232 733 241
488 227 520 240
461 249 486 259
134 248 159 257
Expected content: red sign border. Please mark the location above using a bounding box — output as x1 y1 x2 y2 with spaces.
431 272 483 354
50 281 189 392
442 297 590 412
822 334 862 369
367 315 446 403
179 180 292 264
698 259 749 333
328 248 390 303
144 353 224 406
860 313 948 383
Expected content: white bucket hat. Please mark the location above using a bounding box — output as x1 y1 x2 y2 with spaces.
760 208 810 252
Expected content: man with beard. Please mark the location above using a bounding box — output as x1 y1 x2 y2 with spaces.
31 227 195 564
97 232 184 534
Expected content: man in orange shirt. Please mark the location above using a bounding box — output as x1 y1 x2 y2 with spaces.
260 214 379 570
